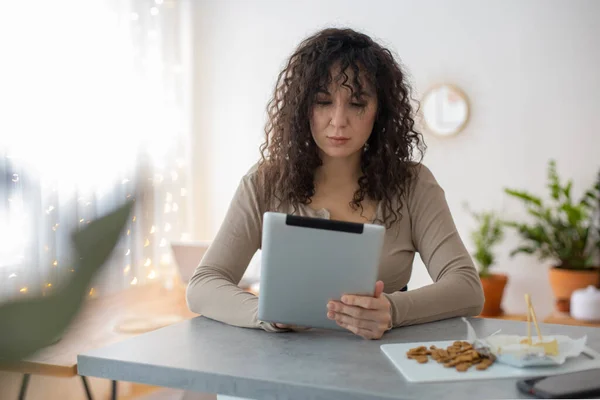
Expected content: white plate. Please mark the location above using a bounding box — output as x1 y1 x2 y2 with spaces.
381 340 600 383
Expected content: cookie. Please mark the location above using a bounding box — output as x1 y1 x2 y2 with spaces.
406 341 496 372
456 362 472 372
406 346 431 357
476 360 493 370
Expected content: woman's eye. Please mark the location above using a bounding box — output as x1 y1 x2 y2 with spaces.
316 101 332 106
351 102 367 108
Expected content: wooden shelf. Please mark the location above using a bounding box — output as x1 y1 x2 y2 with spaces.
543 312 600 328
478 312 600 327
476 313 528 321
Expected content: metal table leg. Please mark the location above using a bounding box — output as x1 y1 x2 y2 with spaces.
80 376 94 400
18 374 30 400
111 380 117 400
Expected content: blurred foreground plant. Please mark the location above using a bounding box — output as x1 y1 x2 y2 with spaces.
0 200 133 362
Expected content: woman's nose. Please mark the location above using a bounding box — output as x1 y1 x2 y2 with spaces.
330 103 349 128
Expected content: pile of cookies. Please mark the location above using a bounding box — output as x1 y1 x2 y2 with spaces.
406 341 496 372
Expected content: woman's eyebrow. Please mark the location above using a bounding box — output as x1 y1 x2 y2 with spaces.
353 90 373 98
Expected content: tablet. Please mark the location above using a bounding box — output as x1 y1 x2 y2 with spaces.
257 212 385 330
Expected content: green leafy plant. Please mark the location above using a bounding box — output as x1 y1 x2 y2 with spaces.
0 200 133 362
504 160 600 270
467 207 505 277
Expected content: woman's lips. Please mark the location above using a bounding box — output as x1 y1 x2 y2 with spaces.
326 136 350 145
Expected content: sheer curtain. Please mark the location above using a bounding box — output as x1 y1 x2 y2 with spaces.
0 0 193 300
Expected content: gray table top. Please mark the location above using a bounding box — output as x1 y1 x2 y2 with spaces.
77 316 600 400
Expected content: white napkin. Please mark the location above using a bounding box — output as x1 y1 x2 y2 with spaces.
462 318 587 368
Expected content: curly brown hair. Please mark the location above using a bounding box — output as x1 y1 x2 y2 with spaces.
257 27 425 227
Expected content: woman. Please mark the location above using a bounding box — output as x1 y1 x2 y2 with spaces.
186 27 484 340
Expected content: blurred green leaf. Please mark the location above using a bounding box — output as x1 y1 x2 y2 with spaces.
509 246 537 257
504 189 543 207
0 200 133 362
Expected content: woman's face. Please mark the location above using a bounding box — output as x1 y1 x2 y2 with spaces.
309 66 378 162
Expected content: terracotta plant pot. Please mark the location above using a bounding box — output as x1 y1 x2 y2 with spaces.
548 266 600 313
479 273 508 317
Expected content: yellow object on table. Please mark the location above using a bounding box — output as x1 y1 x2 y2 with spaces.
522 293 559 356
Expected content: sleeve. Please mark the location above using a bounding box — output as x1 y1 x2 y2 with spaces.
382 165 485 327
185 170 285 332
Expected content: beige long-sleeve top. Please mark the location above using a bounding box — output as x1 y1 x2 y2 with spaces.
186 164 484 332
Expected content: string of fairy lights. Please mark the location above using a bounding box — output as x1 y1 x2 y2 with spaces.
1 0 192 299
4 157 191 298
5 165 191 299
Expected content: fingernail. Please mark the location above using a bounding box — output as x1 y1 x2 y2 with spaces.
327 311 334 319
341 296 348 303
327 303 334 310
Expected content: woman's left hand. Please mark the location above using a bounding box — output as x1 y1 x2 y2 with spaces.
327 280 392 340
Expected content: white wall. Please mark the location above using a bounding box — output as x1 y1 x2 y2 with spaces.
191 0 600 318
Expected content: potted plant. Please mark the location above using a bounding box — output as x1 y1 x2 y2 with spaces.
504 160 600 313
467 207 507 316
